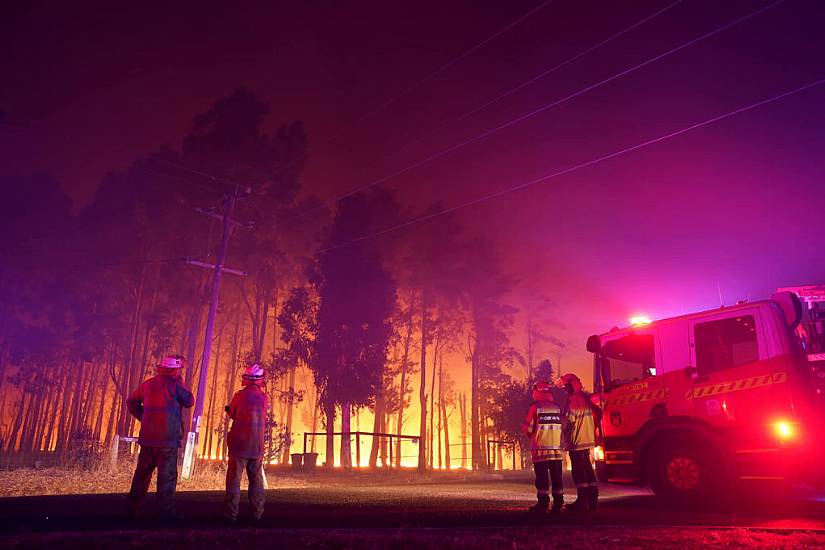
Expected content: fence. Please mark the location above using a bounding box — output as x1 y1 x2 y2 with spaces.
302 431 421 467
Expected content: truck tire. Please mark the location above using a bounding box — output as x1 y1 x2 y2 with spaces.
648 437 721 504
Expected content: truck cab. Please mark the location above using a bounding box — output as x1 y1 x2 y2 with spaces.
588 288 824 502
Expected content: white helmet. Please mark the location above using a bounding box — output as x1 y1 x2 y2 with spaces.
242 363 265 381
159 355 185 369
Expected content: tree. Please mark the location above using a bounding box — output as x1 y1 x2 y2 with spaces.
462 238 518 470
311 192 397 468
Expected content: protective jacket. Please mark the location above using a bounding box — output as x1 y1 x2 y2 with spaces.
127 374 194 448
565 392 601 451
227 384 269 459
521 400 564 463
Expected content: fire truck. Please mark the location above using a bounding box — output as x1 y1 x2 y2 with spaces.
587 285 825 502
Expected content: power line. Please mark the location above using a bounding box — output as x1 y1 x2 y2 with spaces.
288 0 684 222
288 0 781 224
319 77 825 253
325 0 556 144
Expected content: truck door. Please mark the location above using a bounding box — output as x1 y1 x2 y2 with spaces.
687 308 769 429
599 329 663 440
656 320 694 418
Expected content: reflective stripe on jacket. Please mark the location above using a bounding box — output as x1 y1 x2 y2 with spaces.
565 392 598 450
227 384 269 459
521 400 564 463
127 374 194 448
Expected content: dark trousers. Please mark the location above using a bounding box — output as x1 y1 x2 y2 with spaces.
533 460 564 499
128 446 178 516
570 449 596 487
223 454 265 520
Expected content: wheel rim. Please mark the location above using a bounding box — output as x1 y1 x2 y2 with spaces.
665 453 702 491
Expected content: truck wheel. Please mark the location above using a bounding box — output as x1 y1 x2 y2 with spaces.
649 439 719 503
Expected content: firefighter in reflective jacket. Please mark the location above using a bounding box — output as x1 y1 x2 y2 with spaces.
126 354 194 519
521 381 565 512
562 372 602 511
223 363 270 522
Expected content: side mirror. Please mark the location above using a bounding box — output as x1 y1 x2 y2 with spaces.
586 335 601 353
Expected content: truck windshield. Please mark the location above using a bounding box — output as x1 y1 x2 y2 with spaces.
599 334 655 391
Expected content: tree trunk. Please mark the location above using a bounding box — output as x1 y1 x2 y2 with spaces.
324 399 335 468
281 365 297 463
368 387 384 468
417 300 428 471
120 266 147 436
428 339 437 469
7 393 27 452
437 352 444 469
205 330 222 460
395 298 414 466
222 307 243 461
459 392 467 469
340 401 352 468
470 333 485 470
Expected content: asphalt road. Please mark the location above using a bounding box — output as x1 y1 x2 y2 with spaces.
0 470 823 537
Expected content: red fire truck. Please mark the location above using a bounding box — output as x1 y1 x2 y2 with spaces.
587 286 825 501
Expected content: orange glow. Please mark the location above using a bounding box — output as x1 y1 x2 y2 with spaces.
774 420 795 441
629 315 652 326
594 445 605 461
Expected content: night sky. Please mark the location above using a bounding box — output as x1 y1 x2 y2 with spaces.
2 0 824 374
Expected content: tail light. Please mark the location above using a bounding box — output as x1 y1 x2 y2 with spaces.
773 420 796 441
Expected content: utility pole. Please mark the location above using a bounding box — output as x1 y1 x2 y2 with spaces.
181 185 251 480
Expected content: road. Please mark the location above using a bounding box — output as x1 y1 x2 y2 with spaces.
0 470 823 547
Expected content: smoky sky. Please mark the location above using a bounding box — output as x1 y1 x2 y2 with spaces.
2 0 824 372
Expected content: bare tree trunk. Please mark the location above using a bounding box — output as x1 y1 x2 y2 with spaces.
281 365 296 463
7 393 27 452
119 266 147 436
368 387 384 468
341 401 352 468
417 299 428 472
104 363 121 447
428 338 437 469
395 298 414 466
44 371 68 452
69 362 86 440
437 352 443 470
33 379 56 453
222 307 243 461
205 330 222 460
459 392 467 469
324 399 335 468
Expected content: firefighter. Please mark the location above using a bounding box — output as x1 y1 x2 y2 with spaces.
126 354 194 519
222 363 269 523
521 381 565 513
562 372 602 511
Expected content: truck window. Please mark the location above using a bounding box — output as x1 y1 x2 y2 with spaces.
694 315 758 375
600 334 655 391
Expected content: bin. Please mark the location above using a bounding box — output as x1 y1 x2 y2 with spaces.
290 453 303 470
303 452 318 470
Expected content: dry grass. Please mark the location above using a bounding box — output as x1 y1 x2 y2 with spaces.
0 460 315 498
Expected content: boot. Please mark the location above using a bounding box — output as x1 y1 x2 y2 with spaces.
588 486 599 510
551 494 564 513
529 493 550 513
566 487 589 511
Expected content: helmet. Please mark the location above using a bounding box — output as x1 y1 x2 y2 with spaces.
242 363 265 382
562 373 582 392
532 380 553 402
159 355 185 369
